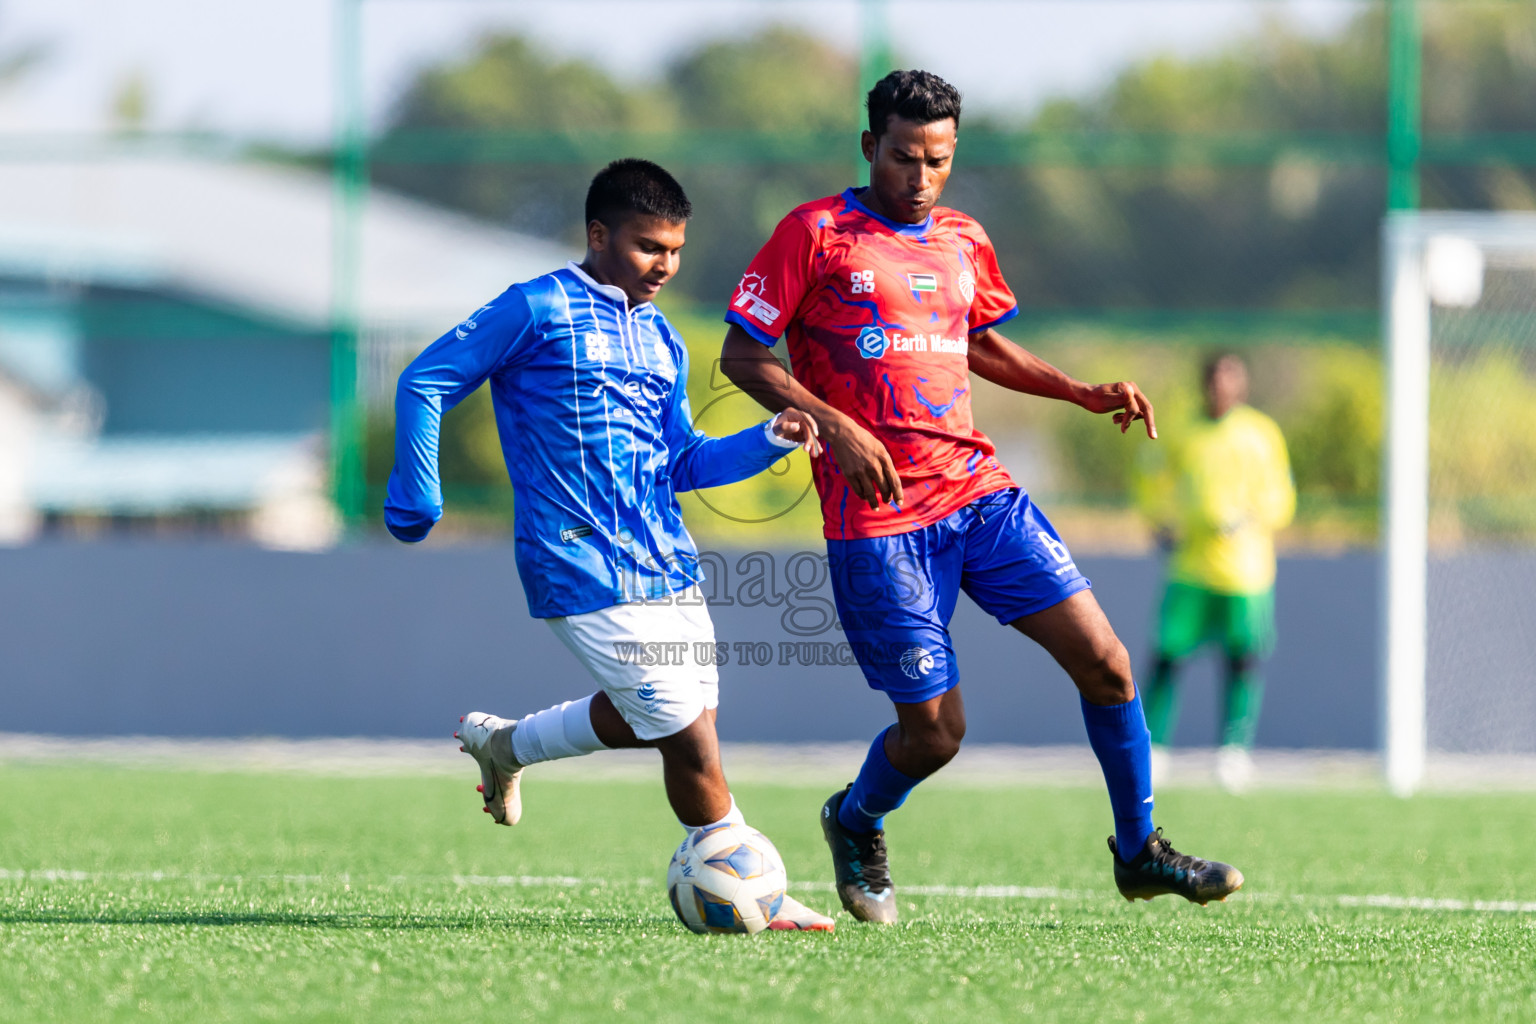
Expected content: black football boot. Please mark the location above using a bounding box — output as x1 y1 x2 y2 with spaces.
820 785 898 924
1109 827 1244 905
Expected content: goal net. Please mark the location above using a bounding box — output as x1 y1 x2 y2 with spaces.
1382 211 1536 794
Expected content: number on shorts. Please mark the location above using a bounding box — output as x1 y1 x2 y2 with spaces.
1037 531 1072 564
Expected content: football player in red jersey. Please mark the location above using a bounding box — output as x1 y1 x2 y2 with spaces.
721 70 1243 922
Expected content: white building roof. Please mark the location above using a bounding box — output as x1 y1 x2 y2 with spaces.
0 156 576 331
30 433 321 514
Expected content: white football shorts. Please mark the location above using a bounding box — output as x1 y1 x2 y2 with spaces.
544 585 721 742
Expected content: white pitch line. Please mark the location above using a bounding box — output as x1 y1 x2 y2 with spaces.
2 868 1533 916
0 868 345 885
1328 893 1536 914
787 879 1091 901
450 874 591 888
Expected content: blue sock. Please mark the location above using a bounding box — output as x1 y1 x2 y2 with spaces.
1080 690 1156 861
837 726 922 834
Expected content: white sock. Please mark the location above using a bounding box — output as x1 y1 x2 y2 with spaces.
682 795 746 835
509 696 608 767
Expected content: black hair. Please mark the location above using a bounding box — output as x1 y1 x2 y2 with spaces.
1202 350 1247 384
866 69 963 139
584 158 692 229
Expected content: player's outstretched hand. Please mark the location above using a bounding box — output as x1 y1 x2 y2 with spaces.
1081 381 1158 439
827 418 903 511
772 408 823 457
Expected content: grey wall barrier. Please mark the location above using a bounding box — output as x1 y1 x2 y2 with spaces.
0 542 1379 748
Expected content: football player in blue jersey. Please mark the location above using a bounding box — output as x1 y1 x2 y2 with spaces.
386 158 834 931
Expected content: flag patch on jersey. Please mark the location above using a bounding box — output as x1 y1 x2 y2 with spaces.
907 273 938 292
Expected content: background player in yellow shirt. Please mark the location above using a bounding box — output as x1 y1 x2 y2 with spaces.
1135 352 1295 792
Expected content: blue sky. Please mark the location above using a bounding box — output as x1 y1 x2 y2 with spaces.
0 0 1360 140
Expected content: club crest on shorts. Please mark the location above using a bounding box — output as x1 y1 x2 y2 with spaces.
857 326 890 359
899 646 936 680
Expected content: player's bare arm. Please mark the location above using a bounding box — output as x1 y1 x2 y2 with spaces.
722 326 901 509
967 327 1158 439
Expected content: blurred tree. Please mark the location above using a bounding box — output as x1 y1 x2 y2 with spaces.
1420 2 1536 210
110 70 150 132
963 3 1536 312
374 6 1536 311
1017 340 1385 532
364 8 1536 539
375 35 674 240
1277 347 1382 506
661 27 857 302
365 382 506 490
0 22 47 93
954 10 1388 313
373 26 855 276
1427 350 1536 538
669 27 856 136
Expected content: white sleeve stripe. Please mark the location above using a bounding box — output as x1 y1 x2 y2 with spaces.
764 414 800 449
553 277 593 512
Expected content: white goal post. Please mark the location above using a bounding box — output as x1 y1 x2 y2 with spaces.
1381 210 1536 796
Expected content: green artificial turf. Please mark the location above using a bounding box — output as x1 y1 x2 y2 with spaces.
1 764 1533 1022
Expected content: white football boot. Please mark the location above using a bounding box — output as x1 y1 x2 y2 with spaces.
1149 744 1171 789
1215 744 1255 795
768 894 835 932
455 712 525 825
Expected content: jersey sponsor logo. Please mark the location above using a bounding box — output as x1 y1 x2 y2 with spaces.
583 331 611 362
958 271 976 304
890 332 969 355
559 524 594 543
455 304 493 340
637 682 658 702
850 269 876 295
588 378 667 412
856 326 890 359
907 273 937 293
899 646 936 680
732 271 781 325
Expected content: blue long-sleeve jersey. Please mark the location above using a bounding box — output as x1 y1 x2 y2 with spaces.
386 262 795 619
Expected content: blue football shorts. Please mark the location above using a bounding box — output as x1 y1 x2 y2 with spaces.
826 487 1091 704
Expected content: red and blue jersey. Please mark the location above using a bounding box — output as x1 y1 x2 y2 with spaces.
726 187 1020 540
